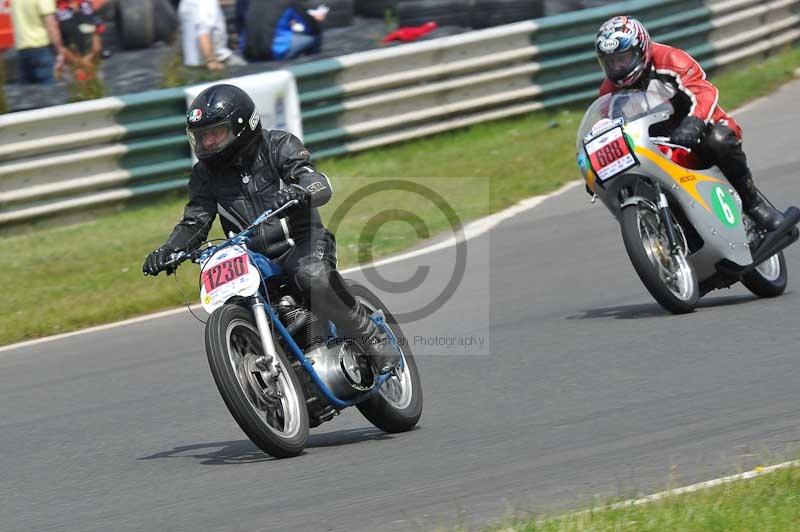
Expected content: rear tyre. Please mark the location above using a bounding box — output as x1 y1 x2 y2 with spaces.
621 204 699 314
742 251 787 298
116 0 155 49
354 0 398 17
152 0 179 44
347 281 423 433
206 304 309 458
471 0 544 28
396 0 472 27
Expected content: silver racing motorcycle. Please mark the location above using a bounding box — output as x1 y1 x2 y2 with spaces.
576 88 800 314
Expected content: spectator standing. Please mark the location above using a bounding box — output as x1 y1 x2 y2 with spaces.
55 0 102 80
178 0 246 71
10 0 67 84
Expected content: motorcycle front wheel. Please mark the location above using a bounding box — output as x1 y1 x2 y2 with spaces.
620 203 699 314
205 304 309 458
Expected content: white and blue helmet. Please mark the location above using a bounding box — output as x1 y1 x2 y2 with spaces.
595 16 653 87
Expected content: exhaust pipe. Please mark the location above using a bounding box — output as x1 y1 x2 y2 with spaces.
716 206 800 278
750 206 800 266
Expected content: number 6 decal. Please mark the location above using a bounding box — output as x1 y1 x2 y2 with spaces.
712 185 739 227
717 187 734 224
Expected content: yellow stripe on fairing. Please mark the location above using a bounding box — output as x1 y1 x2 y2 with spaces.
634 147 723 213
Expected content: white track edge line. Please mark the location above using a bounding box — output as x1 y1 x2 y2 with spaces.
610 460 800 509
498 460 800 530
0 181 580 354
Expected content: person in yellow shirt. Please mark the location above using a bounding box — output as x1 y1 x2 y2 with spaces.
11 0 67 83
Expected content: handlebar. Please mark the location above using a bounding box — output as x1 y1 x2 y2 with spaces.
651 136 692 153
161 199 300 274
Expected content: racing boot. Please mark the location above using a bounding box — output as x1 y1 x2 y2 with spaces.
299 261 401 374
733 172 784 231
346 305 401 375
360 316 401 375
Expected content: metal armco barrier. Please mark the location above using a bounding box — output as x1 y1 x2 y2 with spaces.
292 0 800 159
0 89 190 225
1 0 798 225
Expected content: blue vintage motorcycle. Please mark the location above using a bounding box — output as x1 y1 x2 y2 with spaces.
166 201 422 458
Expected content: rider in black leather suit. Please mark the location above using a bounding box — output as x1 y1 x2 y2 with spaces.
142 84 400 374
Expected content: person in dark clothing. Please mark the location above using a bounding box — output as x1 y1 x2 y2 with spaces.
234 0 249 54
595 15 784 231
272 2 326 59
142 84 400 375
55 0 102 80
243 0 325 61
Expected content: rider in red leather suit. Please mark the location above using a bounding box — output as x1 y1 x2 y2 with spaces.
595 16 783 230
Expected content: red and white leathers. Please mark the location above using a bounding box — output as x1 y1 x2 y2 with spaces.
600 42 741 139
596 41 785 229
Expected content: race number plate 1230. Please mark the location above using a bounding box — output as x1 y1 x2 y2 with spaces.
199 246 261 314
585 126 637 181
202 254 249 292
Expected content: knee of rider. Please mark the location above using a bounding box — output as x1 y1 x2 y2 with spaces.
295 261 357 312
705 124 740 158
295 260 332 297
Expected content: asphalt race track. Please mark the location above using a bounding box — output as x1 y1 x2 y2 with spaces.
2 81 799 532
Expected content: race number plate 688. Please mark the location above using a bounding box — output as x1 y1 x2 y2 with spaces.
585 126 637 181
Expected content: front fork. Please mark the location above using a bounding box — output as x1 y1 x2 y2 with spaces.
655 183 682 255
249 296 281 382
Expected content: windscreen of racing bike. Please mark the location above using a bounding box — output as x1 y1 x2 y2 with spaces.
576 89 675 149
576 89 675 184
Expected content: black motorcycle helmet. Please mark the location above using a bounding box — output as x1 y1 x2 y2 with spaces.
186 84 262 163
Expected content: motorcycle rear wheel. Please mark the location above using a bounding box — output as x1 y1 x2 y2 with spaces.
347 281 423 433
205 304 309 458
621 204 699 314
742 251 787 298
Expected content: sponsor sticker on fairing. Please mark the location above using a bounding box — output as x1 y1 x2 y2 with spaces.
584 117 624 142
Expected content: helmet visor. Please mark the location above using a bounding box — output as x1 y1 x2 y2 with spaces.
600 48 642 83
187 122 236 159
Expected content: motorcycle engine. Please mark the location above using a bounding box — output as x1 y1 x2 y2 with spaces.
276 296 370 406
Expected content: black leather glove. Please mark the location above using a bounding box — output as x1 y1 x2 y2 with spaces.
268 184 309 213
671 115 707 148
142 246 180 276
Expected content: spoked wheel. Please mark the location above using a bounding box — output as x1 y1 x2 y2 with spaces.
347 281 423 433
205 304 308 458
742 251 787 298
621 203 699 314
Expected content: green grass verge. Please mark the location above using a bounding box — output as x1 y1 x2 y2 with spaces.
490 466 800 532
2 46 799 346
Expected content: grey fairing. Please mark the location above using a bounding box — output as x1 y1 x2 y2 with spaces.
593 112 753 281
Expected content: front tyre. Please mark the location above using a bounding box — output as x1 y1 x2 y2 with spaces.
742 251 787 298
347 281 423 433
620 204 699 314
205 304 309 458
